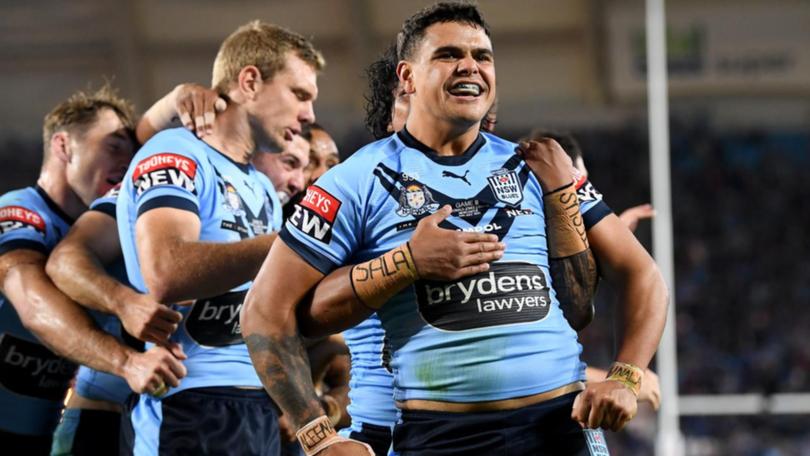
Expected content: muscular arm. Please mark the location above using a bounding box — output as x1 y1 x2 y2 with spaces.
242 239 327 429
1 249 135 378
136 207 275 303
47 210 183 342
47 211 136 314
587 213 667 368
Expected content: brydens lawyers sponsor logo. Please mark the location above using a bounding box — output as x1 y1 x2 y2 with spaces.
290 185 341 243
416 262 551 331
0 206 46 235
185 291 246 347
132 153 198 196
0 333 76 401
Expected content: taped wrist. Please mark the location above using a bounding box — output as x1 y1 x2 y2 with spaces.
543 182 589 258
296 416 340 456
350 243 419 309
606 361 644 397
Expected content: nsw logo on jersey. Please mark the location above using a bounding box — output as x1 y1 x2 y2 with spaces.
132 153 198 196
290 185 341 243
415 262 550 331
0 206 46 235
487 169 523 207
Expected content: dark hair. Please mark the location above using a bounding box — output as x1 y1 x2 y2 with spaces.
524 128 584 162
364 43 400 139
397 1 490 60
300 122 326 142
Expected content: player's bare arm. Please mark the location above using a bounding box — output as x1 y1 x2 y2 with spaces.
136 207 275 303
571 213 667 431
518 138 599 330
297 206 505 338
47 209 183 343
0 248 187 394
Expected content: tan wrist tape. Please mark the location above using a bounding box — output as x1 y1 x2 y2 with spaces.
543 183 589 259
296 416 340 456
606 361 644 397
350 243 419 309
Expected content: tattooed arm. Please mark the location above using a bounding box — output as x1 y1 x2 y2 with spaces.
517 139 599 330
242 239 327 429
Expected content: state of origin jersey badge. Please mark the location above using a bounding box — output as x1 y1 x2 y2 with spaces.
487 169 523 207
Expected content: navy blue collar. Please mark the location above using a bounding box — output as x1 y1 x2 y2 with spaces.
397 127 486 166
35 185 75 225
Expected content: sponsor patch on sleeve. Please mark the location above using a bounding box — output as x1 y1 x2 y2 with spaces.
288 185 342 243
0 206 46 235
132 153 198 196
576 180 603 203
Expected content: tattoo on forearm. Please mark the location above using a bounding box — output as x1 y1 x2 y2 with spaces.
551 248 598 331
243 333 323 429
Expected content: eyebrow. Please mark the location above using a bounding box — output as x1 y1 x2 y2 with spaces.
432 45 492 56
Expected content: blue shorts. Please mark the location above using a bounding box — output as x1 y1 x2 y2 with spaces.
392 392 609 456
349 422 393 456
50 408 120 455
121 387 281 456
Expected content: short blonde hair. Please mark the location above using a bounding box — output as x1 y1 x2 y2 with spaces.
42 83 136 156
212 21 325 92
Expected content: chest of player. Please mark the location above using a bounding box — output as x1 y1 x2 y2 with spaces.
358 155 550 263
199 168 275 242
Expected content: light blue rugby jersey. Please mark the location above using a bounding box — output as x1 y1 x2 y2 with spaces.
73 186 135 404
0 186 77 435
342 314 398 428
283 129 611 403
117 128 282 395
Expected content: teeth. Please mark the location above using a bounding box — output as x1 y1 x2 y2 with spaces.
449 83 481 96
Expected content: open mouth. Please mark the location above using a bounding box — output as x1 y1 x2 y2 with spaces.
448 81 484 98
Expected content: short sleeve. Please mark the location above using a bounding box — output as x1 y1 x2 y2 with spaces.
0 204 49 256
280 166 365 274
130 140 205 218
576 179 612 230
89 184 120 219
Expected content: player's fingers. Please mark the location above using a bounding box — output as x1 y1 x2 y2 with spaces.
587 401 606 429
143 328 171 344
155 306 184 324
178 108 193 131
203 110 215 136
461 241 505 256
571 392 589 426
163 354 188 380
424 205 452 225
457 250 503 268
458 231 499 244
187 90 205 135
155 363 181 388
147 317 177 335
161 341 187 361
453 263 491 278
214 97 227 112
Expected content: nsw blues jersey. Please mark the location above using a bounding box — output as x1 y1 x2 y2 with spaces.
343 314 398 428
74 187 134 404
0 186 77 435
283 129 611 403
117 128 281 395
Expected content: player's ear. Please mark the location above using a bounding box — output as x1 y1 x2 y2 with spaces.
50 131 71 164
397 61 415 95
237 65 263 101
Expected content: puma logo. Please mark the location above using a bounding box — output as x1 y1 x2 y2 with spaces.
442 170 471 185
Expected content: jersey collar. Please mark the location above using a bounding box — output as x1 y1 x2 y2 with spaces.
397 126 486 166
35 185 75 225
